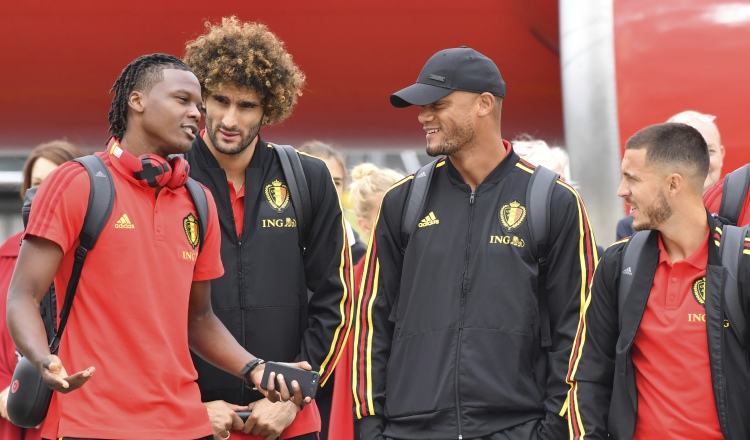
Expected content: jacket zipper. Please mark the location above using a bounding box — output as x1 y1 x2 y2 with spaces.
455 190 476 440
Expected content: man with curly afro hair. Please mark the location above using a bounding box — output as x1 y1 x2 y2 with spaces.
183 17 354 440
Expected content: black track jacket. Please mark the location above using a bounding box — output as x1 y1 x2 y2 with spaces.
353 146 598 440
566 214 750 439
186 137 354 404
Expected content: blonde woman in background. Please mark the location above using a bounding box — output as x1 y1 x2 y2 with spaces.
329 163 404 440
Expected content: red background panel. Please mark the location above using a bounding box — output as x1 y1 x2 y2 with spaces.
614 0 750 175
0 1 563 151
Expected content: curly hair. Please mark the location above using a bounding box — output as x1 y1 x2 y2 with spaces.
184 16 306 124
108 53 193 139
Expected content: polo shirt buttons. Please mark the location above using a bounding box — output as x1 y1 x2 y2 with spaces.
671 277 678 283
157 227 162 232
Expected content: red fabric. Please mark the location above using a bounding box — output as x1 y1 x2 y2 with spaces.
0 232 42 440
631 231 722 439
228 180 246 238
230 400 320 440
328 258 365 440
703 177 750 226
23 153 224 439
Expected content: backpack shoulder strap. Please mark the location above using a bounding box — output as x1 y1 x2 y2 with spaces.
721 224 749 347
51 155 115 353
76 155 115 250
719 164 750 225
526 165 559 348
400 159 439 253
274 144 312 252
185 177 208 254
618 230 652 327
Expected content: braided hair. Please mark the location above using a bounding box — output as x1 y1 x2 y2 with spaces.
108 53 193 139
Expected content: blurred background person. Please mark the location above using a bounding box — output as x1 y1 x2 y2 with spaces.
299 140 367 264
616 110 725 240
512 134 573 183
329 163 404 440
0 140 83 440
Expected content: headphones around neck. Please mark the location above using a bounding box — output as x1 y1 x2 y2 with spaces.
109 140 189 189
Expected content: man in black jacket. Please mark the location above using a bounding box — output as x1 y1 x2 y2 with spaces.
566 122 750 439
353 47 598 440
183 17 354 440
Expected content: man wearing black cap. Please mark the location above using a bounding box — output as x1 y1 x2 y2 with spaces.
352 47 598 439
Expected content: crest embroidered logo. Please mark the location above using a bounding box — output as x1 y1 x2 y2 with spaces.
499 200 527 232
183 213 200 250
692 276 706 306
264 179 290 213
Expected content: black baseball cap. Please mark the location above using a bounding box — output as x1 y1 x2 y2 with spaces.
390 46 506 108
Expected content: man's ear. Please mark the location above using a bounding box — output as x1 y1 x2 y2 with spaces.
667 173 683 195
129 90 145 113
477 92 496 117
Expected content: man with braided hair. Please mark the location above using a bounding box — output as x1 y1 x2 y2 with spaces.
183 17 354 440
7 53 308 440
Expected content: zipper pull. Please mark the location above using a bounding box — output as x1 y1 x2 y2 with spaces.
469 192 475 205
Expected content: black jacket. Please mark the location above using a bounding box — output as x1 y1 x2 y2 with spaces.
566 213 750 439
353 148 598 440
186 137 353 404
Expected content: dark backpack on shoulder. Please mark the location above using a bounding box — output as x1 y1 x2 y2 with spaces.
719 164 750 226
271 144 313 253
400 159 559 347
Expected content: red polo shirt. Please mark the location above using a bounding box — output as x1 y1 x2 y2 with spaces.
225 181 321 440
631 231 722 439
703 177 750 226
25 152 224 440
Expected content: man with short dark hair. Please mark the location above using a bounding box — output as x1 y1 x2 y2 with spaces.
353 47 597 440
566 122 750 439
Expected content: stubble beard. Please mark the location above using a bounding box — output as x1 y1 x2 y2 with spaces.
205 113 262 156
426 118 475 157
633 189 673 231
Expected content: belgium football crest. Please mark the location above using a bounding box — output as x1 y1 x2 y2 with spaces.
692 276 706 306
183 213 200 250
264 179 290 213
499 200 527 232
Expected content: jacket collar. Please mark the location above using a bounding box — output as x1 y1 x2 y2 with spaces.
444 140 519 188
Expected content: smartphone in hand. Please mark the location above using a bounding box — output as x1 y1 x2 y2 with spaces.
261 361 319 399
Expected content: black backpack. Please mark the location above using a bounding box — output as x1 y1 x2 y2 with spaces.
719 164 750 226
272 144 313 253
400 159 560 347
24 154 209 344
619 226 750 349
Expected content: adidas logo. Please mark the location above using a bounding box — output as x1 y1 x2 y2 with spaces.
416 171 427 178
95 171 106 178
115 214 135 229
622 267 632 275
418 211 440 228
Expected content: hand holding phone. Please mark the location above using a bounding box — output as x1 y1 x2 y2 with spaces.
260 361 319 400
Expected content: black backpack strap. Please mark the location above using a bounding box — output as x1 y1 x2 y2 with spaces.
721 224 749 347
617 230 651 329
719 164 750 225
400 159 439 253
185 177 208 254
527 166 559 348
50 155 115 353
274 144 312 253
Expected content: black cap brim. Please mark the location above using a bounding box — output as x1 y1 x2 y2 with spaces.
390 83 453 108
